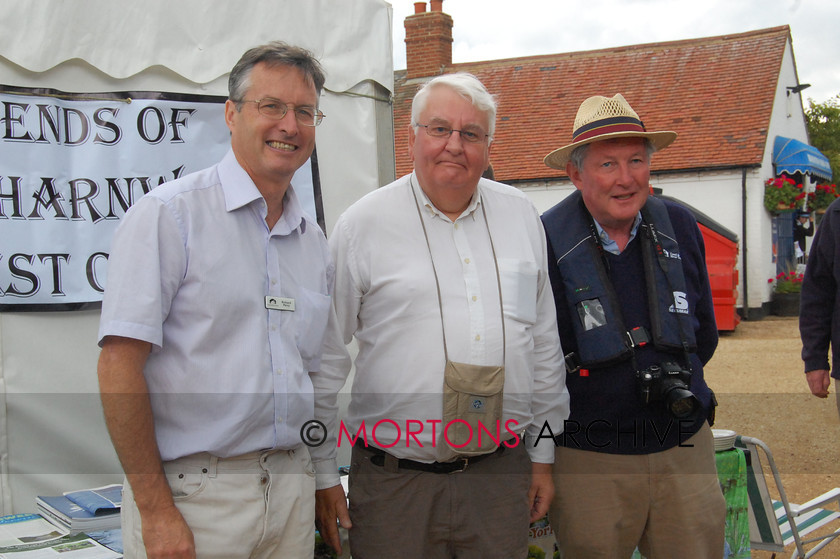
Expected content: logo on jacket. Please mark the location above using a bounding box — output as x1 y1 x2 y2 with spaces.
669 291 689 314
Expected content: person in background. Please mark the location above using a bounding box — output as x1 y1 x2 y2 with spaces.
97 41 337 559
311 72 569 559
794 209 814 263
800 197 840 408
541 93 725 558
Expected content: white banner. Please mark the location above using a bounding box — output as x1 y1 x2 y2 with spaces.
0 87 319 309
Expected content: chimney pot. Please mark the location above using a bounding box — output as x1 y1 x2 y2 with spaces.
404 0 453 78
430 0 443 11
414 2 426 14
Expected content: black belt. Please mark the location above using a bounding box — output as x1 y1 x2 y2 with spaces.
355 439 509 474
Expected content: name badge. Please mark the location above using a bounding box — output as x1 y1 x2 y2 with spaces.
265 296 295 311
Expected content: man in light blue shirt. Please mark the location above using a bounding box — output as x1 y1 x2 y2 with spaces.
97 42 337 559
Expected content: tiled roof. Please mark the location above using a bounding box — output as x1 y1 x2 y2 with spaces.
394 26 790 182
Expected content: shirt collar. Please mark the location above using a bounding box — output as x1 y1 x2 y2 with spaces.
218 149 306 234
411 171 481 222
593 212 642 255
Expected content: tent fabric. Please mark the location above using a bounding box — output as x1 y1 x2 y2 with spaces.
773 135 833 180
0 0 394 94
0 0 393 514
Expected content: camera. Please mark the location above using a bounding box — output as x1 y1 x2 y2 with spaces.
636 362 700 419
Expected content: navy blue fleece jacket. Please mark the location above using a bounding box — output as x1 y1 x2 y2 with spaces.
801 197 840 377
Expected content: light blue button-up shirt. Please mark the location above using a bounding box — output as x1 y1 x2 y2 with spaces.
99 150 334 460
594 212 643 255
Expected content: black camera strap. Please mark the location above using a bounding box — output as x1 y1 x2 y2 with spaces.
581 197 695 373
639 205 694 373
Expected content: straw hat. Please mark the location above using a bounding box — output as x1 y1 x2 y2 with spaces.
544 94 677 169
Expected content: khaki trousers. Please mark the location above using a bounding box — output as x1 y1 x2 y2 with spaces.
347 442 531 559
550 423 725 559
122 447 316 559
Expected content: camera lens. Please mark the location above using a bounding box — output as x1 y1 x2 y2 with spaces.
664 387 700 419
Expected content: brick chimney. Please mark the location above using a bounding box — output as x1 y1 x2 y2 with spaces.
404 0 453 79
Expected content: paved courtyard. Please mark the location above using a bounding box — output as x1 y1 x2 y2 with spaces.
705 316 840 557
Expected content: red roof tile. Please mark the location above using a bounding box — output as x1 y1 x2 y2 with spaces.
394 26 790 182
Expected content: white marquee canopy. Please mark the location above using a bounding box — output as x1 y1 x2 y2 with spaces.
0 0 394 513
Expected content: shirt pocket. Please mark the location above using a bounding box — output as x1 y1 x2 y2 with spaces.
294 287 332 371
498 258 538 325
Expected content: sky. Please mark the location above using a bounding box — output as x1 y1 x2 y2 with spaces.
390 0 840 106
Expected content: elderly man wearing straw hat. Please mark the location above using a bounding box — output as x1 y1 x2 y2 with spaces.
540 94 725 558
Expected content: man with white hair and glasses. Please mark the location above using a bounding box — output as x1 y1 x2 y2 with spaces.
312 72 569 558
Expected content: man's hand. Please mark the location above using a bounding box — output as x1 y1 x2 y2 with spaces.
315 484 352 554
806 369 831 398
528 462 554 523
140 503 195 559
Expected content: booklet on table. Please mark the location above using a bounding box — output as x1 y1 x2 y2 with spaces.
35 485 122 534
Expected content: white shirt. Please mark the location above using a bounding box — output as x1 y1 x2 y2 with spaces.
98 150 335 461
311 173 569 488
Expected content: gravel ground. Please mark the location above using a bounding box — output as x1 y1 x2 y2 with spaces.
705 315 840 558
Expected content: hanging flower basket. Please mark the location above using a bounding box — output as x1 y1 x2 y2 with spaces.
808 183 840 213
764 177 803 214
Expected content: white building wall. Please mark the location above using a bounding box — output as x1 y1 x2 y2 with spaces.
760 36 815 302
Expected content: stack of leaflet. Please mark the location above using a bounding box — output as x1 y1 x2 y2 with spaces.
36 484 122 534
0 513 68 548
0 513 121 558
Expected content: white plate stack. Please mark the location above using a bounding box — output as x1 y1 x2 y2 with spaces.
712 429 737 451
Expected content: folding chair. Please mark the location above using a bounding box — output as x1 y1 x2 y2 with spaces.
735 435 840 558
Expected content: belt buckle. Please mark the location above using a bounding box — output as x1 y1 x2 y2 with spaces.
448 457 469 474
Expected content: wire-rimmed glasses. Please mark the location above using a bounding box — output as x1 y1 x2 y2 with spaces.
237 97 325 126
414 122 490 143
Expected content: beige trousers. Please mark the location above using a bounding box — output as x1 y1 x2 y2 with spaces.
550 423 725 559
122 447 315 559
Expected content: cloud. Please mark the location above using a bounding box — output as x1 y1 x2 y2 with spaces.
391 0 840 103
